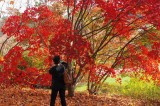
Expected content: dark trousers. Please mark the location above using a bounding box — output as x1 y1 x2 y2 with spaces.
50 87 66 106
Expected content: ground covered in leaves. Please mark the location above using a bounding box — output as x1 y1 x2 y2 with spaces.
0 87 160 106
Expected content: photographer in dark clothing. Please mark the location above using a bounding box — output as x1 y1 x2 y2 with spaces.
49 55 66 106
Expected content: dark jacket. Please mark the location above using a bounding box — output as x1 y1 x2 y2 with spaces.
49 64 65 89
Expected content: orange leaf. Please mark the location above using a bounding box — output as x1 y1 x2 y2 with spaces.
10 0 14 5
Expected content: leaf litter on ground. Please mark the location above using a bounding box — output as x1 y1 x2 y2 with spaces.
0 87 160 106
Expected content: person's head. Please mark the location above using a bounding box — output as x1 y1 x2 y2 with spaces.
53 55 60 64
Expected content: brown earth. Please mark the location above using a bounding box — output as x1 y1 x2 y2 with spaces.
0 87 159 106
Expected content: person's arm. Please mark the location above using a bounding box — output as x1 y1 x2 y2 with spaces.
49 67 52 74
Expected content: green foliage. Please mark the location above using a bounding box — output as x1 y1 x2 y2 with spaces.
101 76 160 101
22 51 45 70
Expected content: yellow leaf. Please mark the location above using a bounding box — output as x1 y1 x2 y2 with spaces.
0 55 3 61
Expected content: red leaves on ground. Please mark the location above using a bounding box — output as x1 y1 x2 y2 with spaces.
1 87 158 106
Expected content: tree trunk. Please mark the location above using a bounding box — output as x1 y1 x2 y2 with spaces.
67 84 75 97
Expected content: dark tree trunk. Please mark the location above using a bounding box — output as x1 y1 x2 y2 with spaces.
67 84 75 97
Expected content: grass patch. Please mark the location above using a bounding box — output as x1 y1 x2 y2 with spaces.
74 76 160 101
101 76 160 101
75 83 87 92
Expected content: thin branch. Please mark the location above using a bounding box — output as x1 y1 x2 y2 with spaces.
71 0 77 30
3 41 20 56
67 0 70 20
111 27 153 68
82 23 108 37
74 0 85 30
74 66 82 83
78 15 104 33
75 3 88 30
92 35 116 58
0 36 11 54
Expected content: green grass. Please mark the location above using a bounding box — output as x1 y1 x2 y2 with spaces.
76 76 160 101
75 83 87 92
101 76 160 101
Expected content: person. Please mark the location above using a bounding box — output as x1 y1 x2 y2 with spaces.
49 55 66 106
61 61 68 69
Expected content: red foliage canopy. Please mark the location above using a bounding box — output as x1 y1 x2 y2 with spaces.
0 5 92 87
0 0 160 88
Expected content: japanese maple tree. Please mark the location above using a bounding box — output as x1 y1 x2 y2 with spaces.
60 0 160 94
0 5 92 96
0 0 160 96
